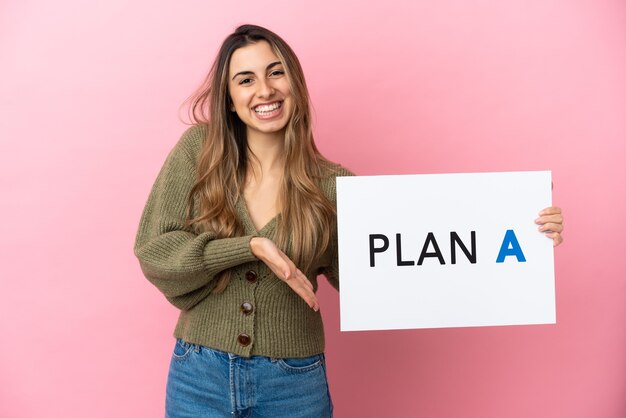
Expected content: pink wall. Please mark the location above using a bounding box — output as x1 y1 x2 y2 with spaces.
1 0 624 417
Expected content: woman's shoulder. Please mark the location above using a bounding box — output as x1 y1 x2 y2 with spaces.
172 124 207 161
317 159 355 202
318 159 355 179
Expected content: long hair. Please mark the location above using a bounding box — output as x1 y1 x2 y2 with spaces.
185 24 336 292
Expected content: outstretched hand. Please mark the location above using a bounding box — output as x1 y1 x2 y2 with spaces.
535 206 564 247
250 237 319 311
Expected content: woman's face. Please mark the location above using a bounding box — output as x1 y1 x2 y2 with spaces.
228 40 293 139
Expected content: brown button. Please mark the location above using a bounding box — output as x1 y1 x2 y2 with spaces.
240 302 253 315
237 334 251 347
245 270 257 283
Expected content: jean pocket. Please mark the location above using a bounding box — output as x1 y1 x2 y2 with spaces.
172 339 196 361
276 354 324 373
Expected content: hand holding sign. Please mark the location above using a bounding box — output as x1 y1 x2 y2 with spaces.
536 206 564 246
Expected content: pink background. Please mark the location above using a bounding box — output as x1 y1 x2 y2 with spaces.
1 0 625 417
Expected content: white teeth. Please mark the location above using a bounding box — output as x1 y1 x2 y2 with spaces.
254 102 281 113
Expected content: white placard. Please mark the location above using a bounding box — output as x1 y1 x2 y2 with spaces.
336 171 555 331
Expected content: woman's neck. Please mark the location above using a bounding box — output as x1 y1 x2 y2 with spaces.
246 129 285 177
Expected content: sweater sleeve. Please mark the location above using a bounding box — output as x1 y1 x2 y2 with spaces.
133 127 257 308
320 165 355 292
323 239 340 291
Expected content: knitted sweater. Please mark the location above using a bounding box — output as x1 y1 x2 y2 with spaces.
134 125 352 358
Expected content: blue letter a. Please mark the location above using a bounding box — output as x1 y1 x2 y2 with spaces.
496 229 526 263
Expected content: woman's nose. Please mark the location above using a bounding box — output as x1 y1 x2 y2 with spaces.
256 79 275 98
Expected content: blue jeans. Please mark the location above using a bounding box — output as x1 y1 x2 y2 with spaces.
165 339 333 418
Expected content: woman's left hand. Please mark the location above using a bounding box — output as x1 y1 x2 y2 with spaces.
535 206 564 247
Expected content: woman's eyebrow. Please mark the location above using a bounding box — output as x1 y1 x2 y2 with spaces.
266 61 282 70
231 61 283 80
231 70 253 80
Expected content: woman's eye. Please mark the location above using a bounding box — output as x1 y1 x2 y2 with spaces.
270 70 284 77
239 78 253 85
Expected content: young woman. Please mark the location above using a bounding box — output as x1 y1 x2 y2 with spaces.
134 25 349 417
134 24 564 418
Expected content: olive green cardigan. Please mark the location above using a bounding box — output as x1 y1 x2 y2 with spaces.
134 125 352 358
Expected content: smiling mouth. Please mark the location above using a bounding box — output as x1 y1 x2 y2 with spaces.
254 101 282 116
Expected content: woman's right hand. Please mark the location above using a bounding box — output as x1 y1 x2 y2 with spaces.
249 237 319 311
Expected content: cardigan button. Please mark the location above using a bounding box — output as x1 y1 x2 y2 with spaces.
240 302 253 315
245 270 257 283
237 334 251 347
